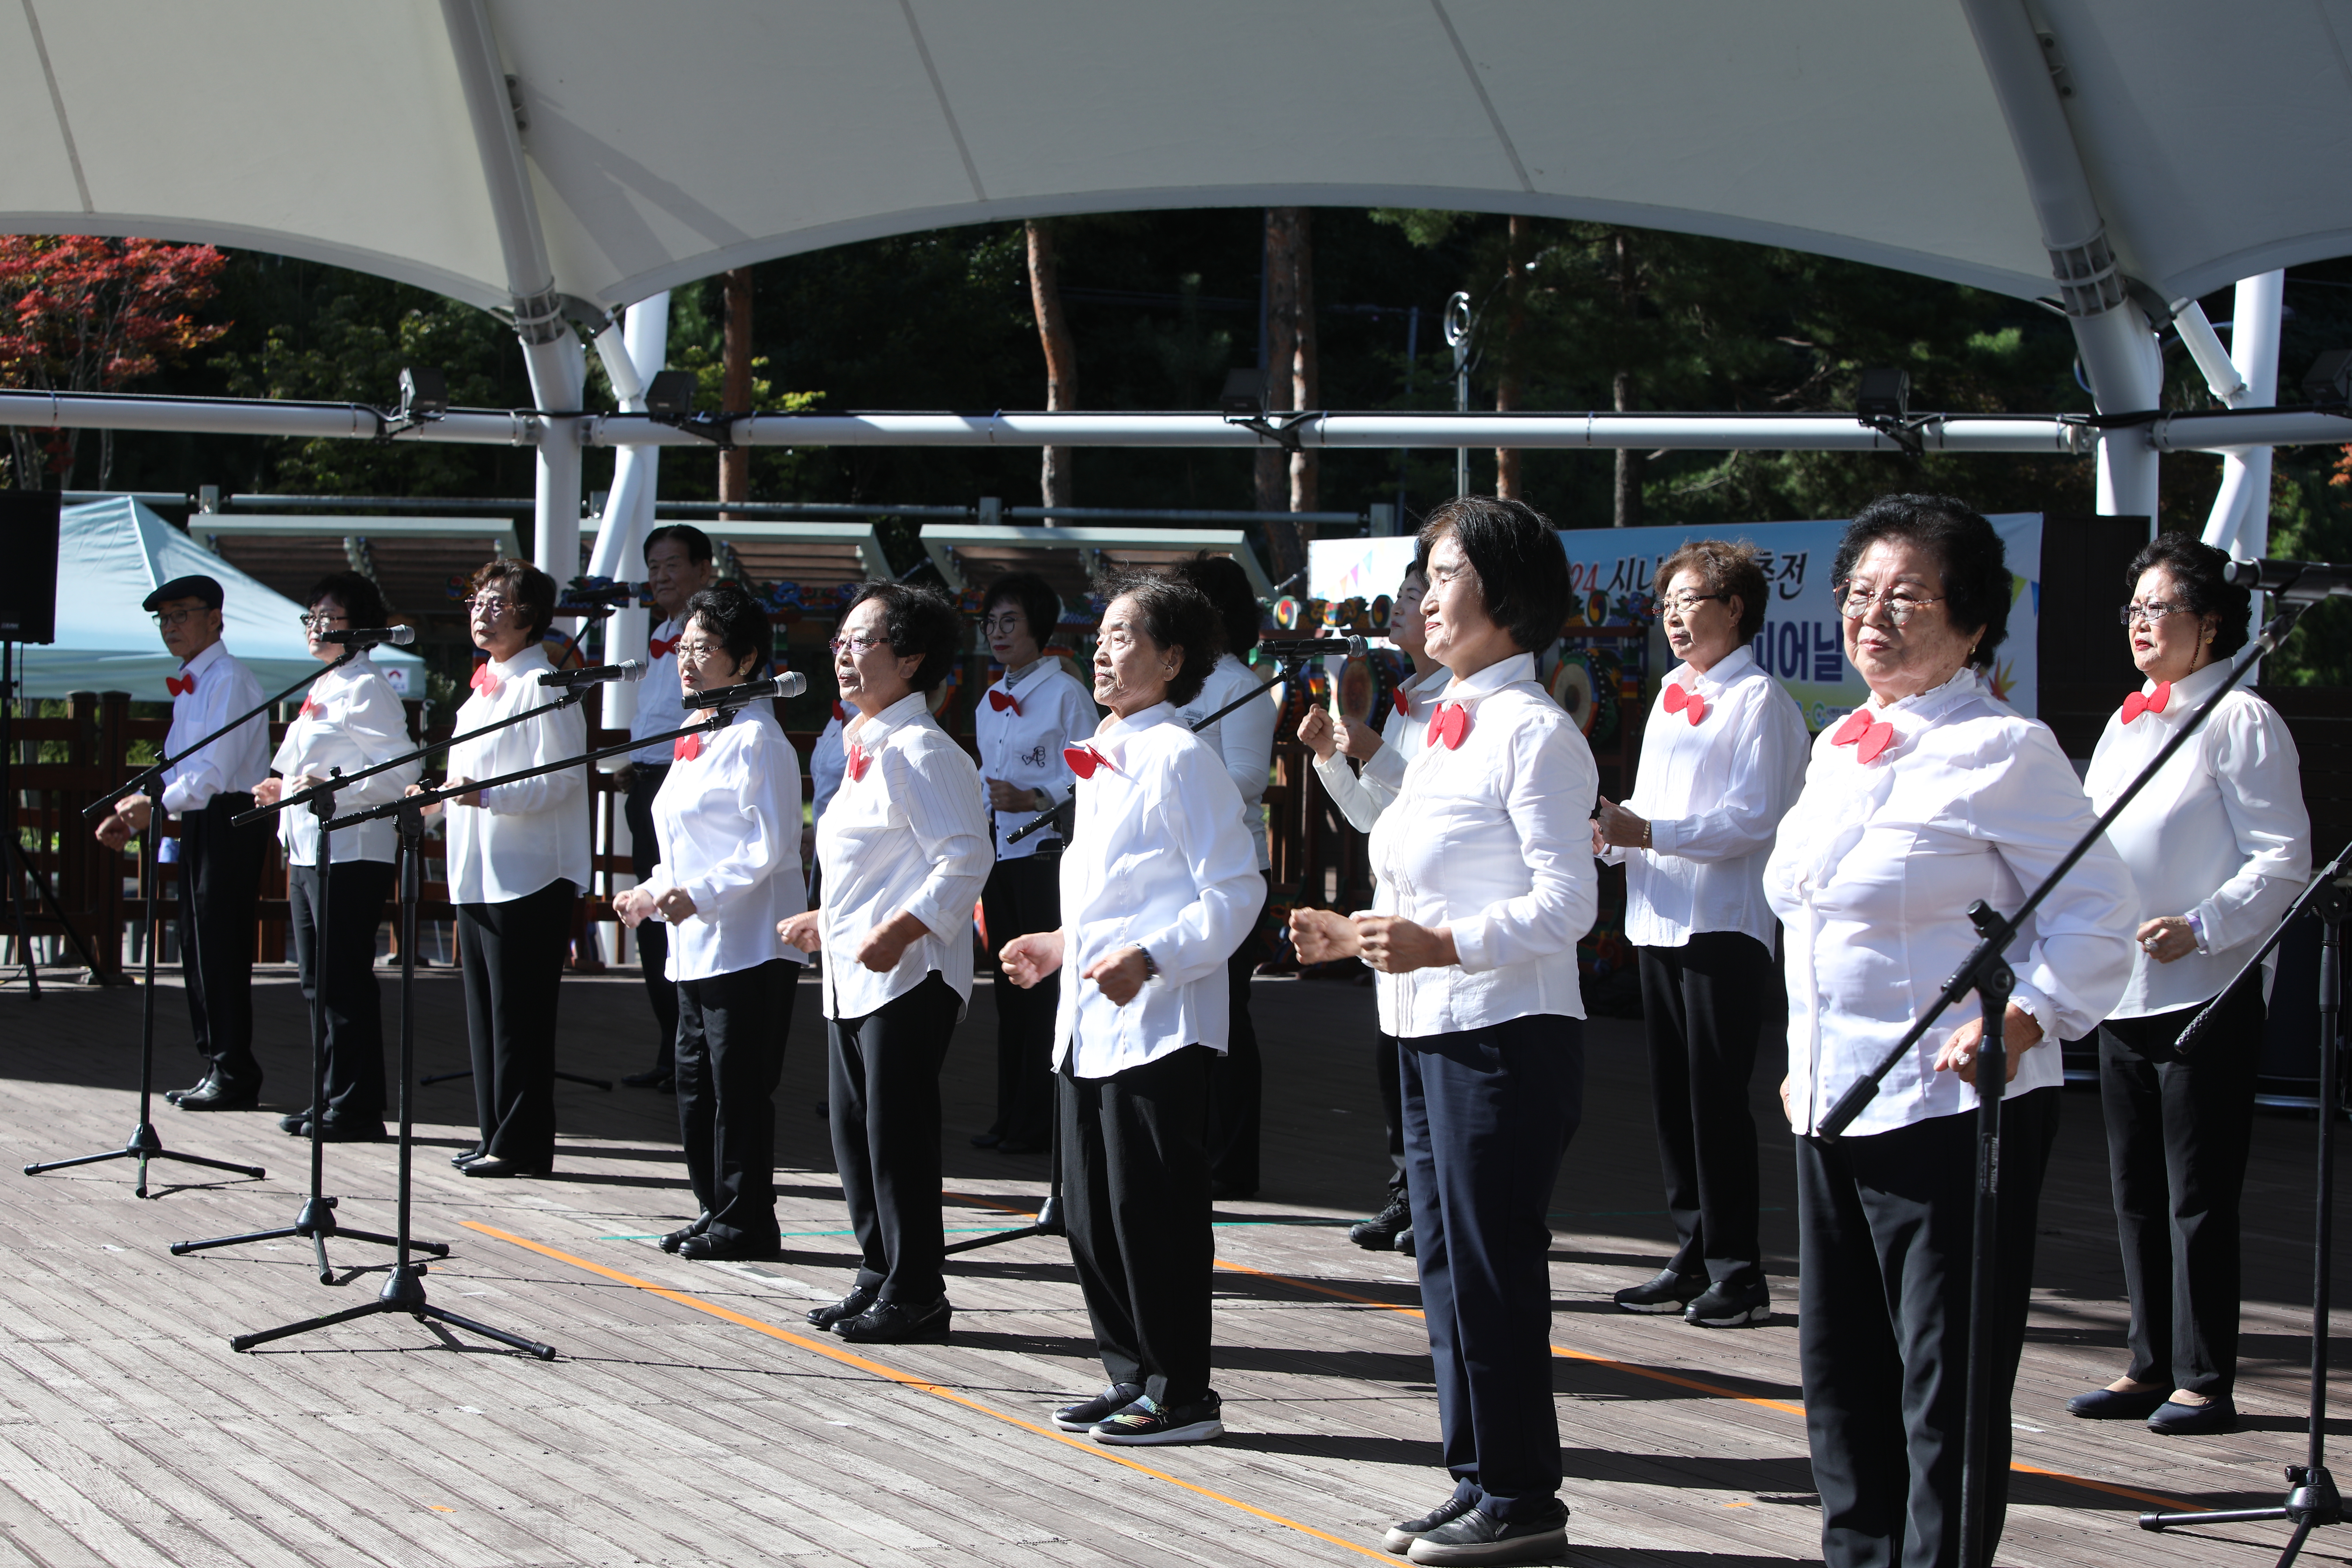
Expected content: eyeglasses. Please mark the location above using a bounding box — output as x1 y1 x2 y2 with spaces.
1833 581 1944 625
2119 600 2190 626
980 614 1027 635
828 633 888 656
674 639 727 663
1659 591 1729 615
463 595 516 618
152 608 207 630
296 612 347 630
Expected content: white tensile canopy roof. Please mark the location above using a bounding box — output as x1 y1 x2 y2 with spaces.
5 0 2347 315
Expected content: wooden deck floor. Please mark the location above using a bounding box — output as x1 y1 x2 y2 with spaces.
0 962 2346 1567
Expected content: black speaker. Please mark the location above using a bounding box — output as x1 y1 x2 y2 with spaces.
0 490 60 644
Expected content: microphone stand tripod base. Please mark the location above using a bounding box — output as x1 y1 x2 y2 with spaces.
943 1192 1063 1256
229 1260 556 1361
172 1192 448 1286
23 1120 266 1199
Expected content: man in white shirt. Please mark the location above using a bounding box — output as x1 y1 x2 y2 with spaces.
94 574 272 1110
621 524 714 1091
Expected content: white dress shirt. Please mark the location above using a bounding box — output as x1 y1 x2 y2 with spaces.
813 691 992 1020
1172 652 1278 871
1366 652 1601 1039
1312 664 1447 832
1601 646 1809 949
975 658 1095 859
267 652 421 866
160 640 271 816
1764 668 2138 1138
2086 659 2309 1018
442 645 591 905
627 615 690 764
1051 703 1267 1078
810 706 847 830
643 704 809 983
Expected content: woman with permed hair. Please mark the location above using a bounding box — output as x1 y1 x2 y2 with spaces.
780 582 991 1344
2067 533 2308 1436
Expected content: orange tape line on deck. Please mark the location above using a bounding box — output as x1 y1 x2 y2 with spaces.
461 1222 1393 1564
954 1192 2202 1514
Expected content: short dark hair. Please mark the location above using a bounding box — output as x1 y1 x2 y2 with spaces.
980 571 1063 651
842 581 962 693
2127 533 2249 659
1414 496 1572 653
1653 540 1770 643
643 523 713 565
469 557 559 640
1170 552 1261 657
1096 568 1223 708
684 579 773 679
302 570 387 632
1831 494 2009 672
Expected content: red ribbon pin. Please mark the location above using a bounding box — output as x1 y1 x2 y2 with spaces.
649 632 679 660
1662 684 1708 726
166 672 196 697
1830 706 1896 764
673 732 701 763
1392 686 1410 718
988 688 1021 716
1064 743 1112 779
2120 681 2172 724
469 664 500 696
845 741 872 782
1428 702 1470 750
298 695 323 720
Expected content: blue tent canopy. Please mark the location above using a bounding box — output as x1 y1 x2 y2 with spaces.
19 497 426 702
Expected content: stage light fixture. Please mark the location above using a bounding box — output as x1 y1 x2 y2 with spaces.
1219 367 1266 417
2301 349 2352 405
1855 367 1911 423
397 367 449 417
644 371 697 417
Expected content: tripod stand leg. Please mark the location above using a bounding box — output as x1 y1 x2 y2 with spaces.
416 1305 557 1360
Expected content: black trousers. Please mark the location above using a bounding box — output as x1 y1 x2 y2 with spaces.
828 971 960 1304
1637 932 1773 1288
1377 1029 1407 1200
456 879 575 1167
1797 1086 2059 1568
288 858 396 1128
1208 870 1271 1192
625 767 679 1069
1062 1044 1216 1406
1402 1013 1584 1522
2099 985 2264 1399
176 793 267 1092
676 958 802 1247
981 854 1061 1144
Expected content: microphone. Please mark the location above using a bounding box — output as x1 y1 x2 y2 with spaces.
680 670 808 709
320 625 416 648
2222 558 2352 598
537 660 648 690
1257 635 1368 657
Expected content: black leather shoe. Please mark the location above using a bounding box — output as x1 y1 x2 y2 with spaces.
677 1232 779 1261
658 1226 699 1254
834 1296 951 1344
310 1120 387 1144
177 1082 260 1111
1684 1278 1771 1328
278 1110 315 1135
2149 1394 2238 1435
806 1287 877 1329
1614 1266 1707 1314
164 1076 218 1107
460 1155 551 1179
622 1065 673 1089
2066 1384 2170 1420
450 1146 485 1169
1349 1196 1412 1251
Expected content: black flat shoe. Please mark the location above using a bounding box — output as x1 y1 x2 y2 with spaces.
177 1083 260 1112
450 1147 485 1169
834 1296 951 1344
277 1109 315 1135
2149 1394 2238 1435
312 1121 388 1143
677 1233 779 1261
968 1130 1003 1148
460 1156 551 1179
805 1287 877 1329
2066 1385 2170 1420
622 1065 673 1088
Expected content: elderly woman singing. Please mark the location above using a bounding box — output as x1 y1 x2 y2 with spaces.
1767 494 2137 1568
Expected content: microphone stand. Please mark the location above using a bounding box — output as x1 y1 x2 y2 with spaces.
2137 843 2352 1564
1809 599 2310 1568
22 646 350 1196
172 767 450 1283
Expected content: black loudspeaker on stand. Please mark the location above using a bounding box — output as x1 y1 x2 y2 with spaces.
0 493 100 992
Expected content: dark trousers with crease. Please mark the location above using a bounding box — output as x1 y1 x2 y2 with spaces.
1208 870 1271 1192
176 793 267 1092
828 971 959 1304
2099 985 2264 1399
289 858 395 1128
1062 1044 1215 1406
1402 1013 1583 1522
676 958 801 1247
1797 1086 2059 1568
1637 932 1772 1288
1377 1030 1406 1201
456 879 574 1168
982 854 1061 1144
625 768 679 1070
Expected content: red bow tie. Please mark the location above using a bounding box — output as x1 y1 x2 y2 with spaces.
1392 686 1410 718
649 632 679 660
1662 683 1708 726
470 664 500 696
2121 681 2172 724
832 701 848 723
673 732 701 763
166 672 196 698
846 740 872 782
1830 707 1897 764
1064 743 1112 779
1428 702 1470 750
989 688 1022 716
298 695 323 720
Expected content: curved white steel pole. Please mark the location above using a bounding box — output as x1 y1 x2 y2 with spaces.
591 294 670 727
2203 272 2284 556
